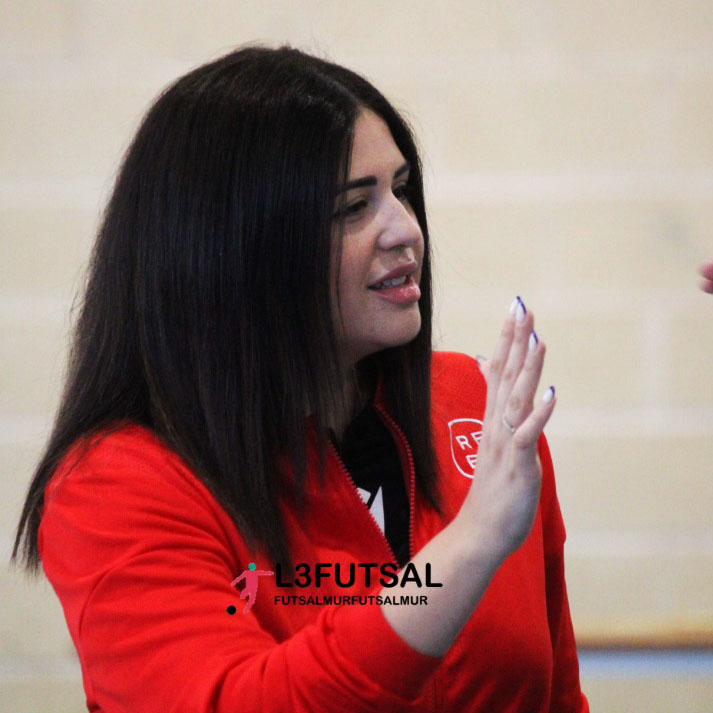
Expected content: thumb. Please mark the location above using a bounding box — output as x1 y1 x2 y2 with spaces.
475 354 490 376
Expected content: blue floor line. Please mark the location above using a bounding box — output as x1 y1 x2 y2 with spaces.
579 650 713 677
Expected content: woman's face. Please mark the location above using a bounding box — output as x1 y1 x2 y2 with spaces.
332 109 425 366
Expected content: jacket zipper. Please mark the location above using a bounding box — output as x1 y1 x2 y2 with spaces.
327 440 399 565
374 408 442 713
330 413 441 711
372 406 416 564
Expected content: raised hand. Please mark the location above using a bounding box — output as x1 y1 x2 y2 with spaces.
460 297 556 563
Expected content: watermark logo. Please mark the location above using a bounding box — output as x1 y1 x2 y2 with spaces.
270 561 439 607
228 562 274 614
228 561 440 612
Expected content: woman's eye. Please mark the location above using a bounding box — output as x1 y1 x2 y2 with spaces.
394 184 416 204
339 199 368 219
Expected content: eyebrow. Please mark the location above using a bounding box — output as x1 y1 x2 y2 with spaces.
336 161 411 195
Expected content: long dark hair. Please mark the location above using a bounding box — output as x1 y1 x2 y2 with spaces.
12 44 441 578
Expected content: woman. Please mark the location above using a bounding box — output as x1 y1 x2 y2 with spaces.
12 45 588 712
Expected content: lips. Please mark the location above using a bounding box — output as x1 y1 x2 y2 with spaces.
367 261 418 290
370 275 408 290
369 275 421 304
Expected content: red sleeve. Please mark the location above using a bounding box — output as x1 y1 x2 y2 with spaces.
38 432 442 713
537 435 590 713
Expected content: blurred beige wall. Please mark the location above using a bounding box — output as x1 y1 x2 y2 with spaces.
2 2 713 711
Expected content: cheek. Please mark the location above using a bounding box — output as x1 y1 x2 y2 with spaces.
417 240 426 277
332 251 363 325
336 268 363 319
330 237 349 302
336 245 363 298
416 233 426 259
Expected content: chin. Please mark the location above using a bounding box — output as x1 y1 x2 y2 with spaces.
380 320 422 353
346 312 422 362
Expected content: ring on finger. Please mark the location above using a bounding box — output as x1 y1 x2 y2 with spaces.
501 414 517 434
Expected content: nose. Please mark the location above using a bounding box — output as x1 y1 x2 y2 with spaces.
376 196 423 252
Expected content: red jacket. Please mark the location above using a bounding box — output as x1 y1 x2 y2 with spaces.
39 351 588 712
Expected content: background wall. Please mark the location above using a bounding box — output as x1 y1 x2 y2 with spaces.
2 2 712 711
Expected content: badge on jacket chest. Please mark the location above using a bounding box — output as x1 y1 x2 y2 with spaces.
448 418 483 479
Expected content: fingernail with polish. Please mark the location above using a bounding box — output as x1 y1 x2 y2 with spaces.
515 297 526 324
510 295 527 318
528 331 538 351
543 386 555 403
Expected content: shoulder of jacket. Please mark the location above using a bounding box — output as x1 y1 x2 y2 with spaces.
431 350 484 386
45 421 197 504
430 350 487 410
431 349 479 371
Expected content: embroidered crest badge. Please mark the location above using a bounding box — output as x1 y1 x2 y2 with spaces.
448 418 483 479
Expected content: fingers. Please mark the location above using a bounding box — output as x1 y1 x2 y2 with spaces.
482 297 520 424
504 335 546 432
492 298 535 424
482 296 553 451
512 385 556 463
484 297 527 421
